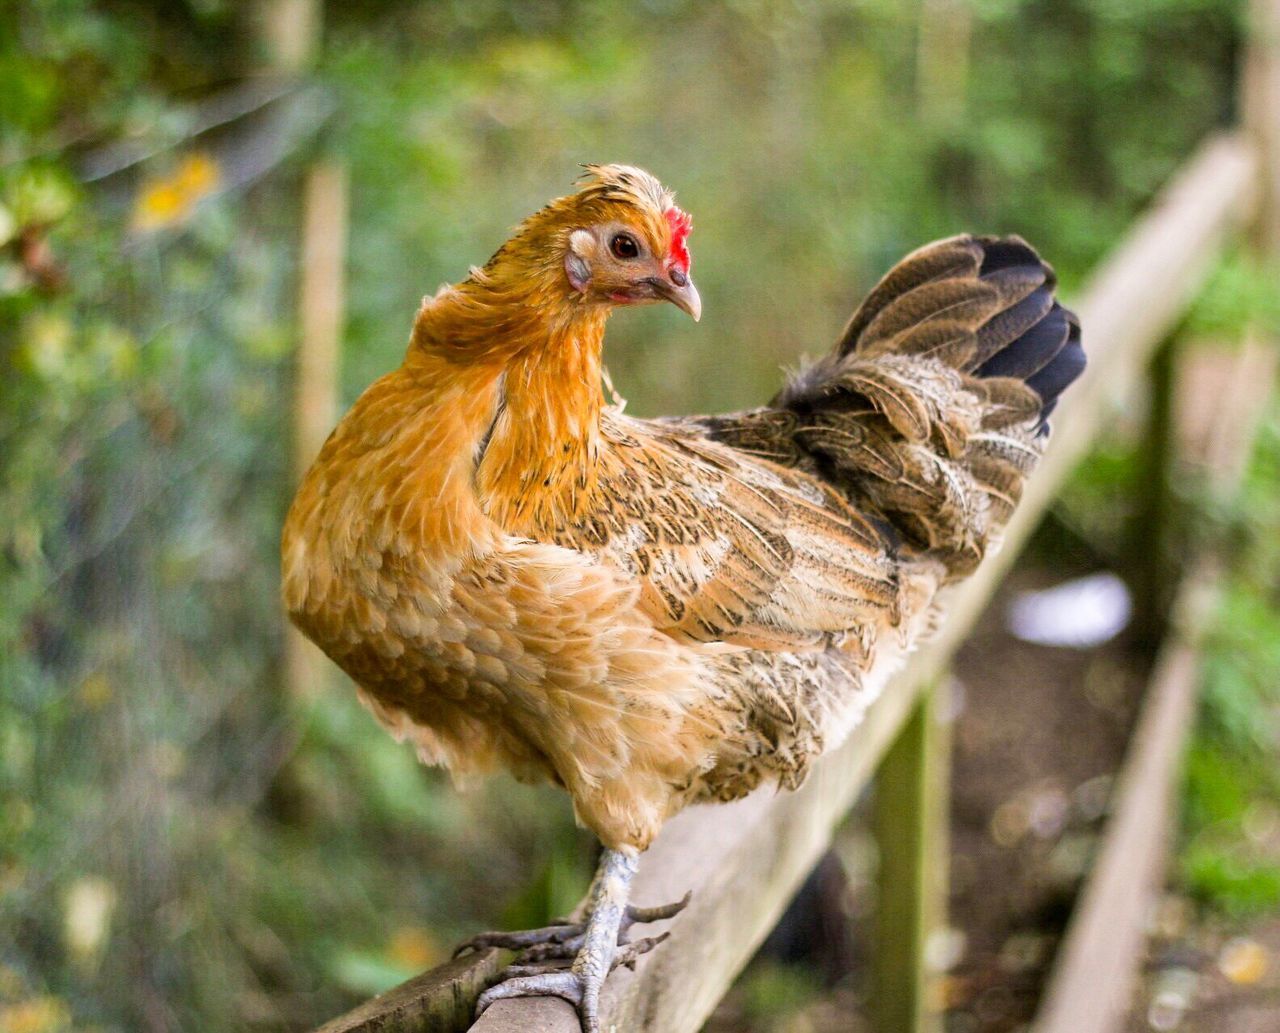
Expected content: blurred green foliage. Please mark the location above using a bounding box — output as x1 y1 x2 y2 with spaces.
1181 410 1280 917
1184 250 1280 341
737 959 825 1028
0 0 1266 1030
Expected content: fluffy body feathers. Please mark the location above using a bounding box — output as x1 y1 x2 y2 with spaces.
282 166 1083 851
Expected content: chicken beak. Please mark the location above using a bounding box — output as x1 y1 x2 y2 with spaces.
655 275 702 322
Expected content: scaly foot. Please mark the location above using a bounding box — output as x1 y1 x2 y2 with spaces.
453 920 580 957
468 849 688 1033
503 930 671 978
456 893 689 962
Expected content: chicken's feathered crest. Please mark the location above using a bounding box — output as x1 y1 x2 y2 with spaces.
577 164 692 275
576 163 671 208
479 164 692 283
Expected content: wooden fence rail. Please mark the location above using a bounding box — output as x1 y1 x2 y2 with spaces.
312 127 1263 1033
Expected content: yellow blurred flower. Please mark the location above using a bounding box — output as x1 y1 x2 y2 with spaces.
386 926 442 971
0 996 70 1033
76 674 112 711
1218 937 1269 985
132 152 221 232
174 152 219 197
132 181 189 232
63 877 116 969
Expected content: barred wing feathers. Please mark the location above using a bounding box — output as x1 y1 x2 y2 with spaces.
583 234 1085 653
557 411 905 654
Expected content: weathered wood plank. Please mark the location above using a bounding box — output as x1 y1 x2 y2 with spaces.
1032 565 1218 1033
871 680 951 1033
312 131 1260 1033
314 950 502 1033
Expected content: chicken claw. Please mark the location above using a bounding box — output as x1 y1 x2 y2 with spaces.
453 921 580 958
504 932 672 976
472 849 687 1033
475 967 584 1012
463 891 690 965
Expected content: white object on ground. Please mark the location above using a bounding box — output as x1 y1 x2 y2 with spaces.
1006 572 1132 648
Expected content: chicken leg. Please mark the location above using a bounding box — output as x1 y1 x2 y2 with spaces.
467 848 686 1032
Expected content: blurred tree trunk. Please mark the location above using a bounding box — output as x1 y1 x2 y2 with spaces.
256 0 350 823
253 0 350 707
256 0 320 74
1243 0 1280 253
285 159 348 705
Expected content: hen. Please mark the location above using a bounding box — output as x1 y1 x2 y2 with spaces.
281 165 1085 1030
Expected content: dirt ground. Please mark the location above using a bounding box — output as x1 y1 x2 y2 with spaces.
941 566 1148 1032
1124 915 1280 1033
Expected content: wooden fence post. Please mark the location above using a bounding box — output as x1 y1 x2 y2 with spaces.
1133 336 1178 645
255 0 352 702
1243 0 1280 254
284 158 349 701
871 678 951 1033
258 0 321 74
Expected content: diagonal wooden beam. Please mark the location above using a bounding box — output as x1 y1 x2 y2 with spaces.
315 950 504 1033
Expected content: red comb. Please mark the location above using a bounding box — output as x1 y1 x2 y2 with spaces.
664 206 692 275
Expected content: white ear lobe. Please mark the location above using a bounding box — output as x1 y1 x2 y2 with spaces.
565 230 594 293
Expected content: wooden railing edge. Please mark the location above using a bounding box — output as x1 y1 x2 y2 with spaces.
314 950 503 1033
309 130 1261 1033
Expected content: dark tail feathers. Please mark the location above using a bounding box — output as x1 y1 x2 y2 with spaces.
771 235 1085 573
822 234 1084 431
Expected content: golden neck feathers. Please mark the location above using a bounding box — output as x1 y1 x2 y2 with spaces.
406 263 610 539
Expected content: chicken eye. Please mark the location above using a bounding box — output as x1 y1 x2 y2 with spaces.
610 233 641 260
